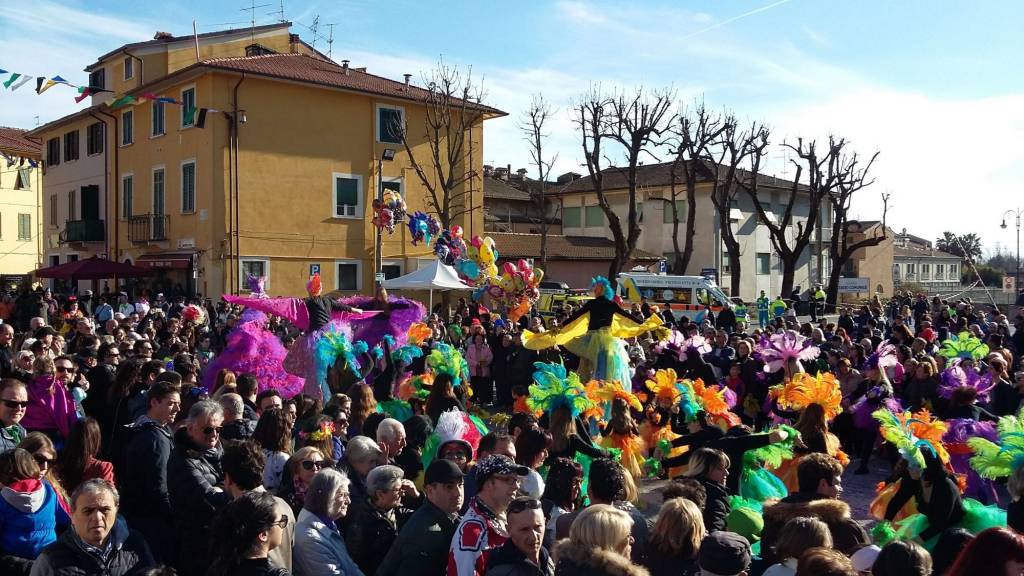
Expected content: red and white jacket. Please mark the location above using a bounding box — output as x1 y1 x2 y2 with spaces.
447 497 507 576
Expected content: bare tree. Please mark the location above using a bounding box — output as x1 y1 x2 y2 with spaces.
708 118 769 296
667 102 726 274
520 94 558 270
741 137 838 298
823 147 883 310
396 60 486 229
574 86 675 283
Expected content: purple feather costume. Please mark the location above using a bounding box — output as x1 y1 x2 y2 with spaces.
944 418 1000 505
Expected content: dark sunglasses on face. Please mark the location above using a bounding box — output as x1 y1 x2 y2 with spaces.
56 366 76 374
1 399 28 409
508 497 541 515
202 426 223 436
300 460 325 471
33 454 54 467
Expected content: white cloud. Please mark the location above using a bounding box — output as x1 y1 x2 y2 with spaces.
555 0 608 25
801 25 831 49
0 0 154 43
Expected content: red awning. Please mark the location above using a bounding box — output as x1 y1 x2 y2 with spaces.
33 256 153 279
135 252 194 270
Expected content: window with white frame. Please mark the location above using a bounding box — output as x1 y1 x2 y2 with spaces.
123 57 133 80
381 177 402 197
240 259 269 290
376 104 404 144
152 168 165 216
936 264 945 280
14 168 30 190
121 110 133 146
950 264 959 280
663 200 687 224
180 87 196 128
333 173 362 218
562 206 581 228
921 263 930 280
381 260 403 281
121 174 133 220
181 161 196 213
151 101 165 136
336 260 361 291
585 205 604 227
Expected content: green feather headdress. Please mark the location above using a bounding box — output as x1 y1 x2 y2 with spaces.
427 342 470 387
937 331 990 361
527 362 595 417
968 407 1024 479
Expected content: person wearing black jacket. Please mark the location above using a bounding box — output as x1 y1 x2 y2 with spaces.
118 381 180 564
680 447 733 532
885 451 964 543
167 400 231 576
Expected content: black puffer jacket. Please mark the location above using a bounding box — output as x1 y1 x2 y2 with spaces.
119 418 173 519
167 428 230 576
29 518 154 576
342 497 413 575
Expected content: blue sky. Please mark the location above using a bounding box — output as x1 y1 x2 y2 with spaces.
3 0 1024 256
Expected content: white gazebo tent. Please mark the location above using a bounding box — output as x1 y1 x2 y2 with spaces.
381 260 471 309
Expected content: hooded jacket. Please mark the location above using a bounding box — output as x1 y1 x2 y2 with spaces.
29 516 154 576
119 416 173 520
551 540 649 576
0 479 70 560
22 376 78 439
761 496 867 562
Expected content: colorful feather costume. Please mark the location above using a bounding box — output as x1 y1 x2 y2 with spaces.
427 343 470 388
938 364 995 403
967 407 1024 481
873 408 949 470
937 332 990 362
421 408 488 470
756 330 820 373
944 419 999 504
201 276 305 398
338 295 426 349
741 425 797 502
527 362 595 418
766 372 847 490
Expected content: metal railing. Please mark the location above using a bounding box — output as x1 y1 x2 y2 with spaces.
64 219 105 243
128 214 168 242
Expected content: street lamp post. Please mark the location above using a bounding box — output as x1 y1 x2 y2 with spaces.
376 148 396 288
1001 208 1023 297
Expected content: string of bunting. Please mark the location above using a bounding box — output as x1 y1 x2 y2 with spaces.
0 66 220 124
0 152 38 169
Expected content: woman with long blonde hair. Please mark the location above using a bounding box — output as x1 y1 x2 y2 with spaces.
644 497 705 576
553 504 644 576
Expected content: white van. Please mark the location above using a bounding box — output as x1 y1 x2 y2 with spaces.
616 272 745 322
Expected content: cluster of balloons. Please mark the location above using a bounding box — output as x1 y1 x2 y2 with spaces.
372 190 408 234
456 235 544 322
433 225 469 266
407 211 442 247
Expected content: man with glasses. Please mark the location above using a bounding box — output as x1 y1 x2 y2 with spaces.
379 459 465 576
485 496 555 576
0 378 28 451
119 381 180 564
134 340 154 360
449 454 528 576
168 400 230 576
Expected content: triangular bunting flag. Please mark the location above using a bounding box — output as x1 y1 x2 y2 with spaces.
157 97 178 104
9 75 32 91
0 69 7 75
3 73 21 89
37 78 58 94
51 75 68 85
109 95 136 108
1 152 14 167
74 88 93 103
27 158 38 168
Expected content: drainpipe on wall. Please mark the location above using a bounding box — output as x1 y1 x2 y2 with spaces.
120 48 144 87
93 110 118 283
231 74 245 295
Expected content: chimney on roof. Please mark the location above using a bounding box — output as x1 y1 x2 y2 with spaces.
404 73 411 89
154 31 173 41
514 168 528 181
557 172 581 184
483 165 493 177
341 59 350 75
494 166 509 180
289 33 300 53
354 67 366 72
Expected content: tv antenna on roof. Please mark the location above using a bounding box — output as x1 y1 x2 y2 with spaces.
268 0 286 22
241 0 273 42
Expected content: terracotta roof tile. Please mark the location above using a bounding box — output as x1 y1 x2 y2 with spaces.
555 160 805 195
489 232 660 261
202 53 505 116
0 127 41 156
483 177 532 201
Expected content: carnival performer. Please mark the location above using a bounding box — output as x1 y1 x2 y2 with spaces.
850 344 902 474
223 273 375 401
201 275 305 398
522 276 664 387
872 408 1005 550
595 384 646 481
768 371 848 491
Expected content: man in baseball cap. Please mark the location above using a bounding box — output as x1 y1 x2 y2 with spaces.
378 459 464 576
698 531 752 576
449 454 528 576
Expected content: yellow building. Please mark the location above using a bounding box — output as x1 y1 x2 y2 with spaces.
0 128 42 288
33 23 501 297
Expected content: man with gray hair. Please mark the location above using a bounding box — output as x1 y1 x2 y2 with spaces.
218 392 256 441
376 417 407 463
30 479 154 576
343 464 415 575
167 400 230 576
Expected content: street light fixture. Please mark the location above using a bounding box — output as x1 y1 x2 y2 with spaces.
1002 208 1023 297
376 148 397 287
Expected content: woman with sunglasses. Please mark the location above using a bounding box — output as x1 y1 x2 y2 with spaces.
278 446 327 515
18 431 69 506
21 356 79 444
0 448 69 574
209 490 292 576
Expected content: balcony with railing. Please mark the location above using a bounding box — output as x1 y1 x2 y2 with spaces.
128 214 168 243
64 219 105 243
